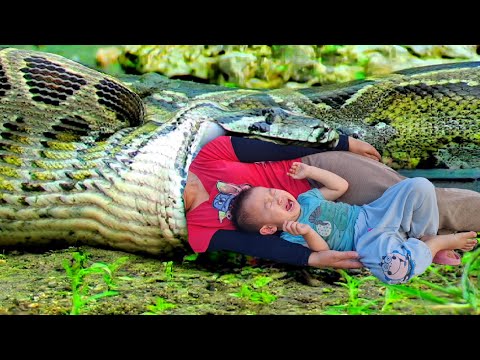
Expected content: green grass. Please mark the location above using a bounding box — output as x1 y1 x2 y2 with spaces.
388 249 478 314
0 245 478 314
230 275 277 304
63 250 129 315
143 297 176 315
323 269 379 314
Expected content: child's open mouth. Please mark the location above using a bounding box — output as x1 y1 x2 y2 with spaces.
286 199 293 211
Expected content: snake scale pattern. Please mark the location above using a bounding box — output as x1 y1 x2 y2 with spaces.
0 48 479 255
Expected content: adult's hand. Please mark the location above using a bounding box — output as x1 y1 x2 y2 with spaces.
348 137 381 161
307 250 363 269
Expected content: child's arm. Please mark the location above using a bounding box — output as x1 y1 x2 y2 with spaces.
283 220 330 251
288 162 348 201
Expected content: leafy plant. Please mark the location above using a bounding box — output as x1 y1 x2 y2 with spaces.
323 269 378 314
63 251 129 315
252 275 273 288
231 284 277 304
460 246 480 311
354 71 366 80
381 286 406 312
383 251 480 315
143 297 176 315
230 275 277 304
385 282 450 305
182 253 199 262
163 261 174 281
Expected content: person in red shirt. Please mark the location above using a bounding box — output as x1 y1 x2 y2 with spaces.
184 134 480 268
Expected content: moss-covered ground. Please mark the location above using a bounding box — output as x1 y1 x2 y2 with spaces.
0 246 477 315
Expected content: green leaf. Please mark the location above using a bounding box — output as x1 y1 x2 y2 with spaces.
386 284 450 304
252 276 272 288
354 71 366 80
223 82 238 88
117 276 135 281
183 253 199 262
144 297 176 314
86 290 119 302
414 278 462 297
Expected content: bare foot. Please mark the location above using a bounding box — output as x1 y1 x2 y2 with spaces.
422 231 478 256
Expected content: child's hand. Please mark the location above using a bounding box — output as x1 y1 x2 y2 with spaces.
283 220 311 236
287 162 310 180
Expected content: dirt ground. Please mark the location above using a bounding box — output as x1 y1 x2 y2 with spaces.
0 245 475 315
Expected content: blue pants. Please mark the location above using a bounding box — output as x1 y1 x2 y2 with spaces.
354 177 438 284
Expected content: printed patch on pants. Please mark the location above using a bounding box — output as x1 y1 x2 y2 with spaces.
379 245 415 284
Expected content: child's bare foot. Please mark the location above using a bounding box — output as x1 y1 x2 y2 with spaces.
433 249 460 265
422 231 478 255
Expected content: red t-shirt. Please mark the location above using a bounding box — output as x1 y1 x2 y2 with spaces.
187 136 311 252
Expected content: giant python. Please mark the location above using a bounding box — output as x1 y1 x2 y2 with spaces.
0 47 479 256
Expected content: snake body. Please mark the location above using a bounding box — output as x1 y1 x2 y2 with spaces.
0 48 479 255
